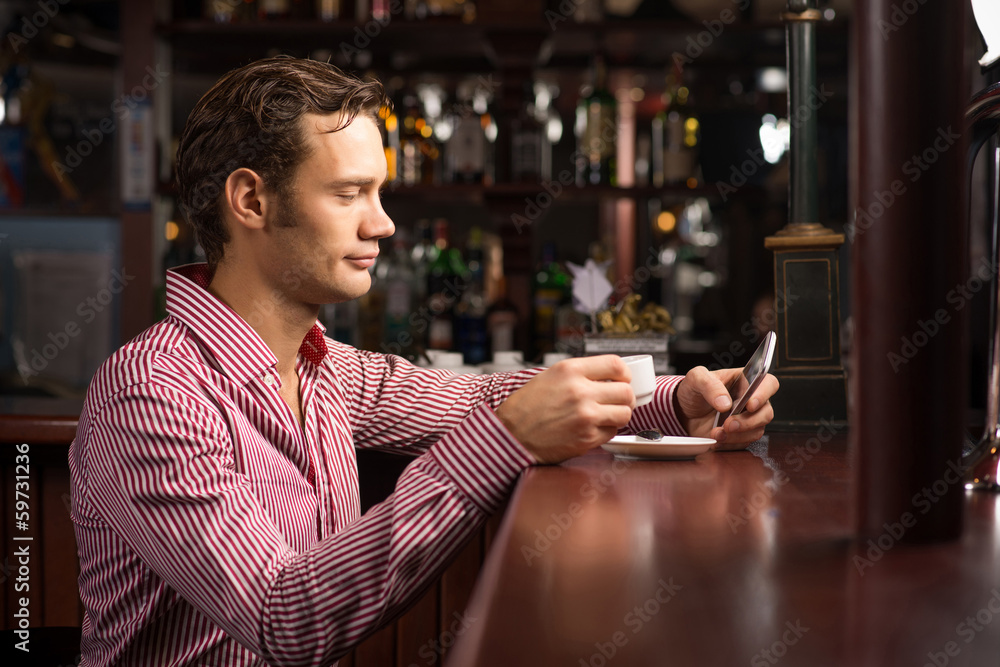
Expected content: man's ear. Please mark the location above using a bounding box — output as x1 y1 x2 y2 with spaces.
224 168 267 231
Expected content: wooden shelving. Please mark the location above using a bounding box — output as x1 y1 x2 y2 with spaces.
157 179 730 205
156 16 848 77
385 181 726 202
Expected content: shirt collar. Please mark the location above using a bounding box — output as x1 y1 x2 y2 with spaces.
165 263 329 385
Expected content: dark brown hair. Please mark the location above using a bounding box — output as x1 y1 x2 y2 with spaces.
175 56 388 270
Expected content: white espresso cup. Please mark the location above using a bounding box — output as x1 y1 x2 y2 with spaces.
622 354 655 407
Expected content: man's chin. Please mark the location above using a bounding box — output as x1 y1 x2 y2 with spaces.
326 277 371 304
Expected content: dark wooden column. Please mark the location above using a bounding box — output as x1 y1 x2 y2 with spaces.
851 0 969 542
764 1 849 430
119 0 156 342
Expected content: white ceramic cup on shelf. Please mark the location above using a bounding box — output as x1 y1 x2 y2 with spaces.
622 354 655 407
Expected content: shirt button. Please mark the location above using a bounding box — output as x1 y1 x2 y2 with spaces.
263 374 274 386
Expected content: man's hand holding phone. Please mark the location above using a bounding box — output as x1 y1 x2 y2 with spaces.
674 332 779 450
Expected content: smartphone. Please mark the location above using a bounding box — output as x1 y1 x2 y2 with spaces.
714 331 776 427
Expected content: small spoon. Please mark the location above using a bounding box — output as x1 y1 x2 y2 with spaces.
636 429 662 441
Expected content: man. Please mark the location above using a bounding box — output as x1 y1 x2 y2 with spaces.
69 56 777 666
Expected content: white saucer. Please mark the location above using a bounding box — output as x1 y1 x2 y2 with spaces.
600 435 716 460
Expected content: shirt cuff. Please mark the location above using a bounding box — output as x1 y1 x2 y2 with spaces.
429 405 536 515
631 374 687 436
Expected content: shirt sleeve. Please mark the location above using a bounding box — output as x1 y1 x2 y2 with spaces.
622 374 688 436
78 380 534 666
327 343 544 454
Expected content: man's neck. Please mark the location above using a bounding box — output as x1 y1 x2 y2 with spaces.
207 262 318 378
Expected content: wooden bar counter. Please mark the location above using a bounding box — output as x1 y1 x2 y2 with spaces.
446 433 1000 667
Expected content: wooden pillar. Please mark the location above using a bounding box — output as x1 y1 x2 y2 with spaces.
851 0 968 542
119 1 157 342
764 0 848 429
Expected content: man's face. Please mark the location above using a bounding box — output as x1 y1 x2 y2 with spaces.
261 112 394 306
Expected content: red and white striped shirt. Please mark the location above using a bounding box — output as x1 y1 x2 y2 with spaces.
69 263 685 666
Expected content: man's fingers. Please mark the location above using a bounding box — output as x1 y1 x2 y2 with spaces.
720 401 774 437
730 401 774 431
686 365 734 412
746 374 780 412
589 378 636 408
571 355 631 383
594 404 634 429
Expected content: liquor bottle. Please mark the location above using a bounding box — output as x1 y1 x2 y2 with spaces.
372 0 392 21
532 241 570 357
651 106 666 188
426 219 468 350
487 276 519 355
447 81 487 184
663 63 700 185
567 0 601 22
258 0 291 19
399 92 425 186
426 0 470 19
404 0 427 20
455 227 488 364
511 81 544 183
416 86 444 185
379 103 400 184
205 0 256 21
316 0 341 20
410 219 435 303
381 231 417 358
577 56 617 186
204 0 235 21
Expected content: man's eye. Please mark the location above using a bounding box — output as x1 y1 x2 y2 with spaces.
338 193 358 202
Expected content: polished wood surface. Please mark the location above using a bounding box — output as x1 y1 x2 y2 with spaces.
447 433 1000 667
0 398 82 447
